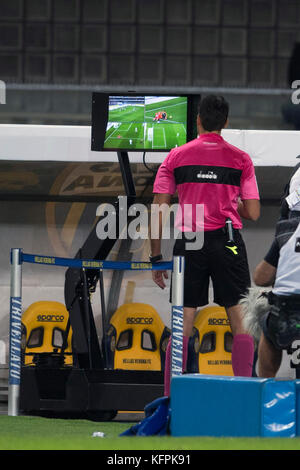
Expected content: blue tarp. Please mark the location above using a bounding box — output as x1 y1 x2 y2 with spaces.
120 397 170 437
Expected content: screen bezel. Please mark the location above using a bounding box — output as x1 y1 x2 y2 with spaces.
91 92 199 152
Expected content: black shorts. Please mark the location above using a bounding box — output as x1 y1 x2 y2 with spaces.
171 228 251 309
263 308 300 350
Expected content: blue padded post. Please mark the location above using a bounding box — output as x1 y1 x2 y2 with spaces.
171 375 296 438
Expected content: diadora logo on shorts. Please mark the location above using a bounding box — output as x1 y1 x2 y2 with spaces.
126 317 153 324
208 318 230 326
197 171 217 180
37 315 65 322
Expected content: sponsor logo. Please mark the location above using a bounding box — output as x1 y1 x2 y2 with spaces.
197 171 217 180
9 297 22 382
126 317 153 325
131 262 151 269
208 360 232 365
34 256 56 264
123 359 151 364
37 315 65 323
82 260 103 268
226 245 238 255
208 318 230 326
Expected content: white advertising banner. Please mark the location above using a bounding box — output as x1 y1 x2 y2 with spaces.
0 124 299 166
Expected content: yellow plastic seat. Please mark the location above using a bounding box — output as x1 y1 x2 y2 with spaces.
192 306 233 376
21 301 73 366
105 303 170 371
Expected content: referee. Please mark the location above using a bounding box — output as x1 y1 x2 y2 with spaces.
150 95 260 396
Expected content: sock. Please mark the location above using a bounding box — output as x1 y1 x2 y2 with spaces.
231 334 254 377
164 335 189 397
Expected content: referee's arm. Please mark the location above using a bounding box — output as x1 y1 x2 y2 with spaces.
238 198 260 221
239 153 260 221
150 193 172 289
150 150 176 288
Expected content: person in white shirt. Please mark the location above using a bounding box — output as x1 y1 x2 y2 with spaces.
253 168 300 377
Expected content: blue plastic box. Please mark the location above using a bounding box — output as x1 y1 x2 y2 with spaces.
171 374 296 437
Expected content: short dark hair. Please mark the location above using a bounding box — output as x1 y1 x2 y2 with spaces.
198 95 229 132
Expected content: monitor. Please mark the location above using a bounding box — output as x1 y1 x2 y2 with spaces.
91 92 200 152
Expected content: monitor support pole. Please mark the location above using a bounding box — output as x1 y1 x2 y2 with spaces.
64 151 136 370
117 151 136 201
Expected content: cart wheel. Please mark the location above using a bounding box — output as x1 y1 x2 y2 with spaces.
86 410 117 422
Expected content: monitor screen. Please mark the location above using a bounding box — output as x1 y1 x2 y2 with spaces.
91 93 199 152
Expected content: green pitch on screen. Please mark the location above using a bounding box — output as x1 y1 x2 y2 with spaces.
104 96 188 150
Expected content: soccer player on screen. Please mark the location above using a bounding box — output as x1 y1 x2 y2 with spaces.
153 111 168 123
153 112 162 122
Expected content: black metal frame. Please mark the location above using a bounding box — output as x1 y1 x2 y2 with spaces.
64 151 136 370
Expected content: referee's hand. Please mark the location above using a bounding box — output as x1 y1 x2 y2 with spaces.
152 270 168 289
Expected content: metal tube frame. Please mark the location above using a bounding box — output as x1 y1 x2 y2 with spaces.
7 250 184 416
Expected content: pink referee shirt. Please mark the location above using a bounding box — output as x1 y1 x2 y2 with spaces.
153 133 259 231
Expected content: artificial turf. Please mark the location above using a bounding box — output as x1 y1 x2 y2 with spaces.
0 415 300 450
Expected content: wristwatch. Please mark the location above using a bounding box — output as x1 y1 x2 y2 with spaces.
149 254 163 263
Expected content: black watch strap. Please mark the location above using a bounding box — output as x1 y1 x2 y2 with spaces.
149 254 163 263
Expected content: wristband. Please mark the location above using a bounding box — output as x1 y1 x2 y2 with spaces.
149 254 163 263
